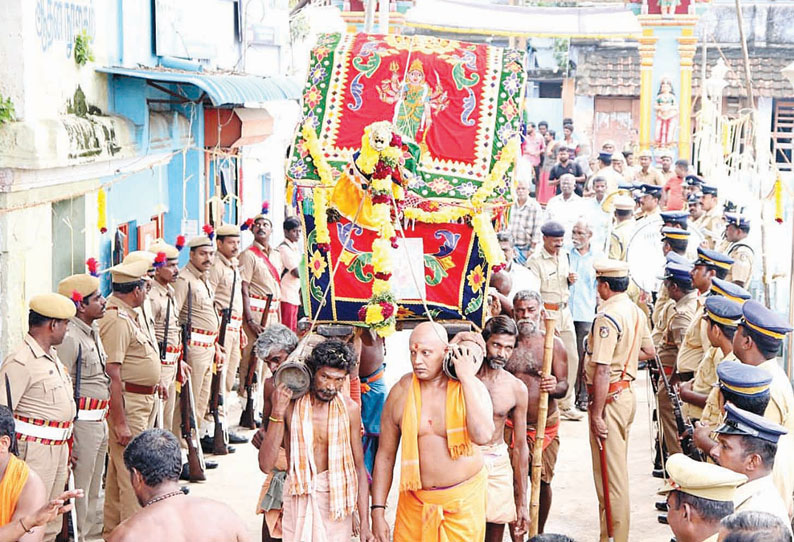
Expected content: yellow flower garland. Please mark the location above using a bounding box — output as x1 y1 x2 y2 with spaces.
301 122 335 245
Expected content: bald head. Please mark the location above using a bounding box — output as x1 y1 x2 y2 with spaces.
409 322 448 380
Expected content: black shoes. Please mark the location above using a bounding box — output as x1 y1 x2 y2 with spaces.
658 513 668 525
652 468 667 479
228 432 249 444
656 500 668 511
201 435 239 454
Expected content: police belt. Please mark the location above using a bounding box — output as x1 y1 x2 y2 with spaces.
162 344 182 365
587 380 632 404
124 383 157 395
14 416 73 445
76 397 110 422
543 302 568 311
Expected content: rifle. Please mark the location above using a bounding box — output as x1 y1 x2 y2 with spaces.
56 345 82 542
74 345 82 420
159 293 171 363
210 270 236 455
180 285 206 481
652 354 703 461
5 374 17 456
239 293 273 429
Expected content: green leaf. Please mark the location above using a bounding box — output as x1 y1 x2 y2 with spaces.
423 255 448 287
464 293 483 315
310 277 324 303
348 253 374 283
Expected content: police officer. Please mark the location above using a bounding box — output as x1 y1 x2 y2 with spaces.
679 295 744 423
716 213 754 287
655 261 699 456
585 259 655 542
527 220 582 421
208 224 248 445
0 293 77 542
98 259 161 535
608 195 636 261
658 453 746 542
712 404 791 528
122 250 159 350
661 210 689 230
173 231 228 454
636 184 663 224
55 273 110 538
238 211 282 408
675 248 734 382
148 239 182 434
696 185 723 249
730 300 794 511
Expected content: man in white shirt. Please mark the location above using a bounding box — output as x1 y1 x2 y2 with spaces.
497 231 540 302
544 174 584 245
277 217 302 332
580 176 611 254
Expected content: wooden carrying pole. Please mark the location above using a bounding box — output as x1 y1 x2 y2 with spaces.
528 315 557 537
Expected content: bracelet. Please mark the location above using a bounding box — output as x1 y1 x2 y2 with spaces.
19 519 33 534
268 416 283 424
370 504 386 510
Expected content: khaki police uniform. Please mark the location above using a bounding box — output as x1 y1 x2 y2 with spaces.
527 246 580 412
675 294 709 377
635 166 665 187
56 316 110 537
150 279 181 434
173 260 220 437
656 289 698 455
99 289 161 534
585 268 653 542
758 358 794 513
1 333 76 542
608 219 634 262
716 239 754 286
209 252 243 399
238 241 281 395
697 206 723 249
683 348 731 421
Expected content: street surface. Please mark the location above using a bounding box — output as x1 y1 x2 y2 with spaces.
191 330 671 542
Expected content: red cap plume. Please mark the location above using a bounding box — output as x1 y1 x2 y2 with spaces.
202 224 215 240
241 218 255 231
261 201 270 214
153 252 167 268
71 290 83 304
85 257 99 277
175 235 186 251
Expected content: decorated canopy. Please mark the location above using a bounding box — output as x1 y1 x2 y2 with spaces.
288 33 526 335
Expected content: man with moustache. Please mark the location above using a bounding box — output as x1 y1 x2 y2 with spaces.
55 273 110 538
472 318 530 542
147 240 183 440
0 293 78 542
259 340 372 542
208 224 248 446
173 232 228 454
238 210 282 410
276 217 302 332
527 221 582 421
371 322 494 542
99 260 162 535
506 291 568 536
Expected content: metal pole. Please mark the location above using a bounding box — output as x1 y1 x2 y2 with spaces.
733 0 755 108
364 0 376 33
378 0 389 34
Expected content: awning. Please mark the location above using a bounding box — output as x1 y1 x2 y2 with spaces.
96 66 302 107
404 0 641 39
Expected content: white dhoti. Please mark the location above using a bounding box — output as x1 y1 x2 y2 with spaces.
480 442 517 524
281 470 353 542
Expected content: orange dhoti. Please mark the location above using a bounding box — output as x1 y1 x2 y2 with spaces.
394 467 487 542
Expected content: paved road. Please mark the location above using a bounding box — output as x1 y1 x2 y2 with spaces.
191 330 671 541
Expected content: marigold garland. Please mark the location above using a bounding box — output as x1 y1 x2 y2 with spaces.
299 119 516 333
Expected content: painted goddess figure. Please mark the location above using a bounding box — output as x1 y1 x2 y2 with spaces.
654 76 677 149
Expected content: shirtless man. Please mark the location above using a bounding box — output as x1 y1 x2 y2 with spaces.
477 317 530 542
355 328 387 476
371 322 495 542
506 290 568 536
259 339 371 542
108 429 248 542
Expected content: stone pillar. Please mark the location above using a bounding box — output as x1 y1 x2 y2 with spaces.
638 29 658 152
677 28 698 160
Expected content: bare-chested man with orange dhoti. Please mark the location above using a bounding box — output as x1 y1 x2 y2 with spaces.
506 290 569 537
371 322 495 542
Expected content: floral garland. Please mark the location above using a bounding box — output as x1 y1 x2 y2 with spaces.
301 122 334 252
356 123 406 337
